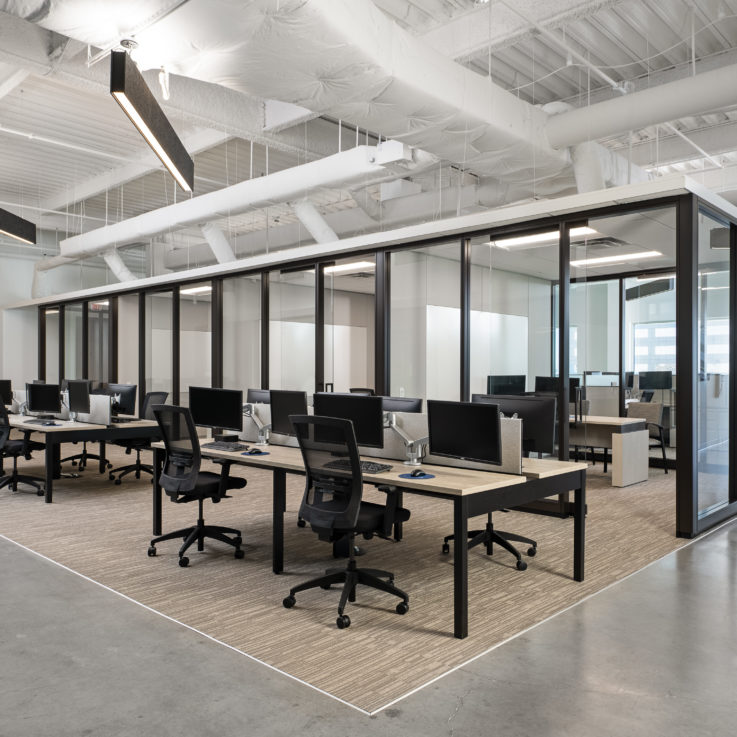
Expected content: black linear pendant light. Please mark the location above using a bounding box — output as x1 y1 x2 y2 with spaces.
0 206 36 244
110 49 194 192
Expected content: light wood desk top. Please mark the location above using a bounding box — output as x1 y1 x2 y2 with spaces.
569 414 646 428
522 457 588 479
9 415 157 433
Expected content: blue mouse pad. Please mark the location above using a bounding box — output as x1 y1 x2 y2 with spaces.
398 472 434 480
242 450 269 456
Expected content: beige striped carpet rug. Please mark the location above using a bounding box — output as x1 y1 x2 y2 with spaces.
0 447 683 712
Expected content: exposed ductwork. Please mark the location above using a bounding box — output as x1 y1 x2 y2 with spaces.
200 223 236 264
290 199 338 244
103 249 137 282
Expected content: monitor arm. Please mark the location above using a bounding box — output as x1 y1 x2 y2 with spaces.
384 412 428 466
243 403 270 445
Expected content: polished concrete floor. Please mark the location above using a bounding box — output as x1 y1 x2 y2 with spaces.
1 520 736 737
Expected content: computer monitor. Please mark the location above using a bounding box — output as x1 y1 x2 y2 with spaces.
189 386 243 435
26 382 61 418
246 388 271 404
625 371 634 389
487 375 526 395
269 390 308 436
534 376 580 394
107 383 137 416
638 370 672 390
313 393 384 449
0 379 12 405
427 400 501 466
472 393 556 456
67 379 91 414
381 396 423 413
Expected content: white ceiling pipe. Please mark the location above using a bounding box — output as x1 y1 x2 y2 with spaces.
546 63 737 149
290 199 338 243
59 143 414 259
103 250 137 283
200 223 235 263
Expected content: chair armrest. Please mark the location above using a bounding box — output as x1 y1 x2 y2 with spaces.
216 460 234 499
376 485 401 537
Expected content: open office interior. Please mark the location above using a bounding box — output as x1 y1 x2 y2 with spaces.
2 2 737 735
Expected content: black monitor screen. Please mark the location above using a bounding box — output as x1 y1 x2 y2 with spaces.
246 388 271 404
269 390 307 436
0 379 11 405
487 375 526 395
107 383 137 416
428 400 501 466
472 393 556 455
638 371 672 390
381 396 423 413
625 371 634 389
67 380 91 414
26 382 61 414
189 386 243 432
534 376 580 394
313 393 384 449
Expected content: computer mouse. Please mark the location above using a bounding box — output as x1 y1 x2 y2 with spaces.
247 448 262 455
410 468 425 477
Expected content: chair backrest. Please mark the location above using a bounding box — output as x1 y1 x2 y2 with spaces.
291 414 364 536
0 402 10 451
142 391 168 420
626 401 663 437
568 399 591 416
152 405 201 495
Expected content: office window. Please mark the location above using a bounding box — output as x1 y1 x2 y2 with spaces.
145 291 174 398
389 244 460 401
223 275 261 392
44 308 60 383
179 282 212 406
269 267 315 392
323 257 375 393
88 299 110 384
117 295 139 386
632 321 676 373
697 212 731 517
64 302 84 380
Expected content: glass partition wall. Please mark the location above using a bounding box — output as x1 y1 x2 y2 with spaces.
64 302 84 380
32 191 737 537
87 299 110 385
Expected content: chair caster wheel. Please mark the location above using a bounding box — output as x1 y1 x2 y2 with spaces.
336 614 351 629
114 479 122 485
179 556 189 567
109 473 115 481
516 560 528 571
234 536 242 546
37 489 45 496
71 461 77 466
320 584 332 590
297 518 306 528
106 463 112 469
396 601 409 615
527 547 537 557
147 546 156 557
441 543 450 555
283 596 296 609
234 549 245 559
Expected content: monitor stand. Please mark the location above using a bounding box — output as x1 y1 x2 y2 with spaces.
214 429 239 443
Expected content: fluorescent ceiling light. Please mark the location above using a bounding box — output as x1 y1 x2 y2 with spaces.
702 286 729 291
110 51 194 192
90 300 110 307
180 285 212 295
324 260 375 274
0 206 36 244
45 309 59 315
489 226 597 249
571 250 662 268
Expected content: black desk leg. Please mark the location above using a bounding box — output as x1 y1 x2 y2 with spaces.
574 470 586 582
394 490 404 541
99 441 107 474
52 444 61 479
273 469 286 574
152 447 163 536
44 438 55 503
453 497 469 639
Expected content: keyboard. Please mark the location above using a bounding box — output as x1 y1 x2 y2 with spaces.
202 441 249 452
323 458 392 474
111 417 134 424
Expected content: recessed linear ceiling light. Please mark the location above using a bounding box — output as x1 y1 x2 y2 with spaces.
489 226 597 249
0 206 36 244
702 286 729 291
90 300 110 308
324 261 375 274
571 250 662 268
180 285 212 295
110 50 194 193
45 309 59 315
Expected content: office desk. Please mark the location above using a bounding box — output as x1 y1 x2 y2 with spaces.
9 416 160 503
152 444 586 639
569 415 648 486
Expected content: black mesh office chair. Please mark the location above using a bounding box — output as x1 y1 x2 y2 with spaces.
109 391 168 484
0 403 45 496
147 405 246 567
282 415 410 629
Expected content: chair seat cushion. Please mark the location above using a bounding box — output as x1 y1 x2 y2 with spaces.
174 471 248 500
348 501 410 534
1 439 25 457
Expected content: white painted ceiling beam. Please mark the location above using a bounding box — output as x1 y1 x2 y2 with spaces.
0 62 28 100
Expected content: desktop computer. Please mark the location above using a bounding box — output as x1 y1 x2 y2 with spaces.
0 379 12 406
269 390 307 436
189 386 245 449
25 382 61 421
66 379 91 420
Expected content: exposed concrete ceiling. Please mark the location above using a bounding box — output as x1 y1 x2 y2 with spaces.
0 0 736 293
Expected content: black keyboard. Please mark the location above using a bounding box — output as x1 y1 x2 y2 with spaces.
323 458 392 474
202 441 249 452
111 417 134 424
